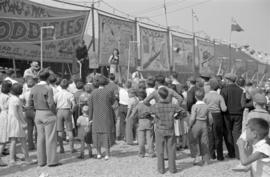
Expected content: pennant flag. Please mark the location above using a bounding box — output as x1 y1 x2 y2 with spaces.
231 18 244 32
192 9 199 22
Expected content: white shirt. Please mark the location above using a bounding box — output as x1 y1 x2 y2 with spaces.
172 78 180 85
50 84 59 96
54 89 75 109
4 77 17 84
67 82 78 94
119 87 129 105
252 139 270 177
146 87 156 105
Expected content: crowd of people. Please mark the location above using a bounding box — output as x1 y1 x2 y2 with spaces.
0 61 270 176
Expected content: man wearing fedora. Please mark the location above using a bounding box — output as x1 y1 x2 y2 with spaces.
220 73 243 159
24 61 40 79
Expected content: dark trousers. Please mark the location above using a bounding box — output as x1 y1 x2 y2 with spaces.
116 104 127 140
230 114 242 159
222 114 235 158
209 113 224 160
155 132 176 173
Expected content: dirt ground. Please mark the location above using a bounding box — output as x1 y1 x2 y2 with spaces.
0 141 249 177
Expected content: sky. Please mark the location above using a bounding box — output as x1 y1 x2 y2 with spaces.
35 0 270 53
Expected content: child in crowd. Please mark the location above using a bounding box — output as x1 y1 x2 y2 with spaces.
54 79 75 153
129 90 154 158
77 105 93 159
0 81 12 166
20 77 36 150
8 83 34 165
237 118 270 177
150 87 183 174
189 89 210 165
126 88 139 145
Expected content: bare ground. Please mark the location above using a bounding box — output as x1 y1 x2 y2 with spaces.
0 141 249 177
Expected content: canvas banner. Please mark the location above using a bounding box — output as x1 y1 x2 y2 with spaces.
198 40 215 74
0 0 89 63
140 26 169 71
258 63 266 74
172 35 193 73
98 14 136 66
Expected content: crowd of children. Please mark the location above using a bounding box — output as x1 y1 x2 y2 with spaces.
0 68 270 177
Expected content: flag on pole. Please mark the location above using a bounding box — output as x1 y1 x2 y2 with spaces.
192 9 199 22
231 18 244 32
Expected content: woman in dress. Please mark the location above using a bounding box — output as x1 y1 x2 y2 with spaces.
89 75 115 160
0 81 12 166
8 83 33 165
108 48 119 74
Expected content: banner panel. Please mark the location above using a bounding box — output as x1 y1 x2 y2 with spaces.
172 35 193 73
140 26 169 71
0 0 89 62
198 40 215 74
98 14 136 66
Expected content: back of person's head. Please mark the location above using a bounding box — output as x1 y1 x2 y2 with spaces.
237 77 246 87
97 75 108 86
195 89 205 101
39 69 50 81
155 74 165 85
60 79 69 89
187 76 196 85
86 74 94 83
137 90 147 101
109 73 115 81
172 72 178 79
182 84 188 91
125 80 132 89
209 78 219 91
26 76 35 88
158 87 169 100
92 77 99 88
1 80 12 94
48 74 57 84
138 80 146 91
84 84 93 93
147 77 155 88
76 80 84 90
247 118 269 140
128 88 137 97
11 83 23 96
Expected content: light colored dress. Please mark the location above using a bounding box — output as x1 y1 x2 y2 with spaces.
7 95 26 138
77 115 89 139
0 93 10 143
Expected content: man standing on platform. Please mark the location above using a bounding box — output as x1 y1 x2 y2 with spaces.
221 73 243 159
76 40 89 82
23 61 40 79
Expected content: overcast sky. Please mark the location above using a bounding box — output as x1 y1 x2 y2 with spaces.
36 0 270 53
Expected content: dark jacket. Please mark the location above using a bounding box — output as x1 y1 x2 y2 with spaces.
221 83 243 115
241 92 254 111
187 86 197 113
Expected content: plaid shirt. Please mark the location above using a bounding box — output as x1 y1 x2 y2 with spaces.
150 101 182 136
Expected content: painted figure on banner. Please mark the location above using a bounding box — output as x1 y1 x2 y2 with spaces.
108 48 120 74
198 40 215 74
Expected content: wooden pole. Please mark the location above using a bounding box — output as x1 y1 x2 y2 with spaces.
91 2 95 52
12 58 16 77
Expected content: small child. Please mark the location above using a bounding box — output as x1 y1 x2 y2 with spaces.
189 89 210 165
129 90 154 158
77 105 93 159
7 83 35 165
150 87 183 174
237 118 270 177
126 88 139 145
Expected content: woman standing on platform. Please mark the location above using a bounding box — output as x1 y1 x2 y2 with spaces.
108 48 120 75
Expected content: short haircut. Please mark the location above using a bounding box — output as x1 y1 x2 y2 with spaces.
97 75 108 86
209 78 219 91
138 81 146 90
26 77 35 88
137 90 147 100
109 73 115 81
237 77 246 87
158 87 169 100
76 80 84 90
248 118 269 139
155 75 165 85
195 89 205 100
60 79 69 89
172 72 178 79
39 69 50 81
11 83 23 96
84 84 93 93
1 80 12 94
147 77 155 88
48 74 57 84
125 80 132 89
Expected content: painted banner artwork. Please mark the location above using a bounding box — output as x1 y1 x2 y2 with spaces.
0 0 89 62
172 35 193 73
197 40 215 74
140 26 169 71
98 14 136 66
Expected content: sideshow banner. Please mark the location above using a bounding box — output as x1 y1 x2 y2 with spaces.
98 14 136 66
0 0 89 62
172 35 193 73
140 26 169 71
234 58 246 75
258 63 266 74
246 60 258 78
197 40 215 74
